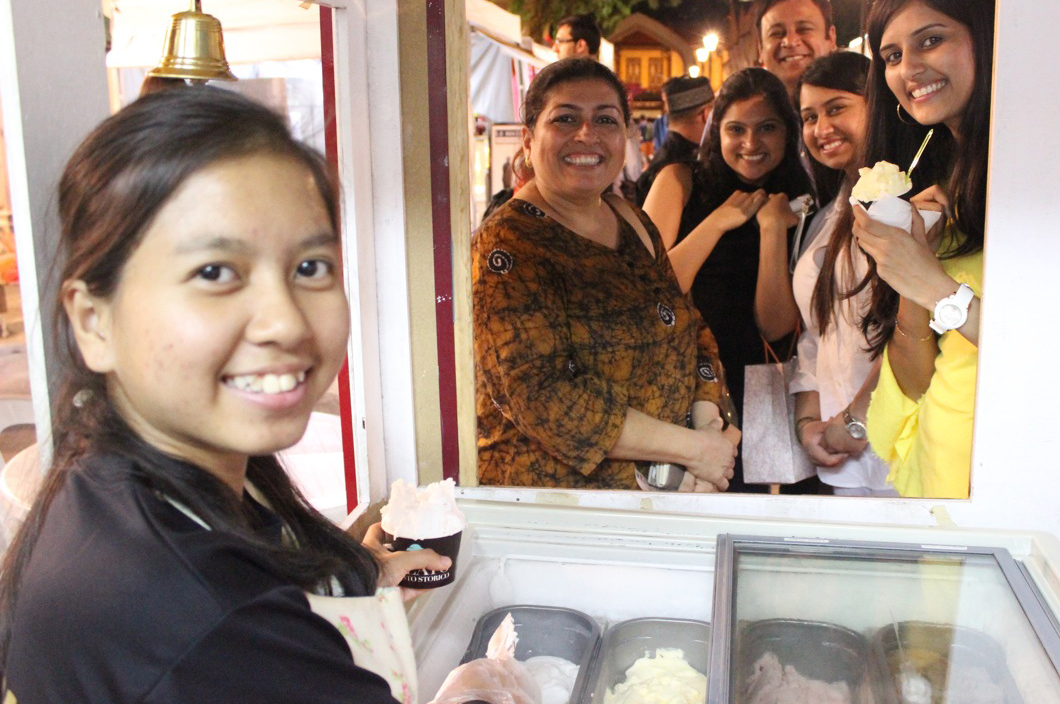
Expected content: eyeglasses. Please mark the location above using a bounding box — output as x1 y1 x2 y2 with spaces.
553 38 575 46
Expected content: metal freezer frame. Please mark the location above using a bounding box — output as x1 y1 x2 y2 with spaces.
707 533 1060 704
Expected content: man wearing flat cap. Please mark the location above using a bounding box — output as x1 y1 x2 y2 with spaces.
635 77 714 207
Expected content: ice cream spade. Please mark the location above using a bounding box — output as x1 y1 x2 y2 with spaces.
906 128 934 181
890 614 932 704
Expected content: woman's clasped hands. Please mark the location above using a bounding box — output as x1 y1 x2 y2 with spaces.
798 414 868 468
676 402 738 493
700 189 797 244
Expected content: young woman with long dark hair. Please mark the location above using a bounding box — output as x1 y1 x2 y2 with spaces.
0 87 447 703
852 0 995 497
663 67 813 492
789 52 897 496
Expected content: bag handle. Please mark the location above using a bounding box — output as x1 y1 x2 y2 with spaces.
602 192 655 258
788 194 815 274
760 318 803 365
761 338 783 365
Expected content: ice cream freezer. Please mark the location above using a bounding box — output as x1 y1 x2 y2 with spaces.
406 500 1060 703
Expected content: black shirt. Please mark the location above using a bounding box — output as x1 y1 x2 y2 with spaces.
634 131 701 207
5 453 397 704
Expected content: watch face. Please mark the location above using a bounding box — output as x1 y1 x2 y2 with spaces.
939 303 964 326
847 422 867 440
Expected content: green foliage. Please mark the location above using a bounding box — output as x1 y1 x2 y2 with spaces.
510 0 679 40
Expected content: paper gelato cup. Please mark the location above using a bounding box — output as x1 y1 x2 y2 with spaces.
380 478 466 588
853 195 943 234
390 530 462 588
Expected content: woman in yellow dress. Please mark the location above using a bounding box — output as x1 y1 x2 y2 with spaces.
852 0 995 498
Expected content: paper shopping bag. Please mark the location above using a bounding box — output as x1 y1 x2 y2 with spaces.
742 356 816 484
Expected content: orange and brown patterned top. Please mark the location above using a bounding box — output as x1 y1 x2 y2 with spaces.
473 198 732 489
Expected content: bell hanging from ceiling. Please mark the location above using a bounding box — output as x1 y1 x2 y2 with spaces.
147 0 237 83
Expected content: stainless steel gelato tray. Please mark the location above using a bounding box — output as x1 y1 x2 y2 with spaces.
461 605 601 703
870 621 1024 704
582 617 711 703
735 618 872 703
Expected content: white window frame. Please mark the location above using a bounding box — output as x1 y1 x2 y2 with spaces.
446 0 1060 539
314 0 424 514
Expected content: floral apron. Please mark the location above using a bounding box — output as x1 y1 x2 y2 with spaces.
305 588 418 704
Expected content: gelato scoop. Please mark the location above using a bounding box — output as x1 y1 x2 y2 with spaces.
744 652 852 704
849 160 943 234
525 656 580 704
851 160 912 202
604 648 707 704
381 478 466 540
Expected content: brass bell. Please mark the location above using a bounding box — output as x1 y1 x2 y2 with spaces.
147 0 237 83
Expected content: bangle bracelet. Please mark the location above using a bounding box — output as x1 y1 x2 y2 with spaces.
894 318 933 342
794 416 819 439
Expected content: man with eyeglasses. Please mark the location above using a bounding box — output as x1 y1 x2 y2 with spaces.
553 14 601 59
550 13 643 194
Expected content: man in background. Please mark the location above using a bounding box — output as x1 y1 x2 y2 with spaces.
756 0 836 100
635 77 714 206
553 14 601 59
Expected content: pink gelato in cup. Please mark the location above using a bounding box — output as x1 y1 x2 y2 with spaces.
381 479 466 588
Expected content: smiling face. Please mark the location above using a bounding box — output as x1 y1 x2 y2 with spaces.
800 84 867 174
880 1 975 135
68 153 349 486
523 78 627 200
759 0 837 93
719 94 787 187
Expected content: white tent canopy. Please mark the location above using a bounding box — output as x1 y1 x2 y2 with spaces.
466 0 555 123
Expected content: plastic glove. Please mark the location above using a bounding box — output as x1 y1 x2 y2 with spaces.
428 614 541 704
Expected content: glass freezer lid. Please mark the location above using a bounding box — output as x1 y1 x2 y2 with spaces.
708 534 1060 704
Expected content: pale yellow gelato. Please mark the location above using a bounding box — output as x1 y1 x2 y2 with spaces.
851 160 912 202
604 648 707 704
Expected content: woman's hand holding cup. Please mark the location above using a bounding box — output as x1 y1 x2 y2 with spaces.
362 523 452 601
852 200 953 311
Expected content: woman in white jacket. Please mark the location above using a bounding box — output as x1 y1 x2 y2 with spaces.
789 53 897 497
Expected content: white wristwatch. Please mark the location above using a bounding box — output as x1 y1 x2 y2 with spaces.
929 283 974 334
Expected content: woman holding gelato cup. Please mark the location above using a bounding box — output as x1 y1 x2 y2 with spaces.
473 58 738 492
0 88 448 704
851 0 994 498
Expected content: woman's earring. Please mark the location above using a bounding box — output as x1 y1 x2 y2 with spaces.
72 388 93 408
525 153 532 171
896 103 917 125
